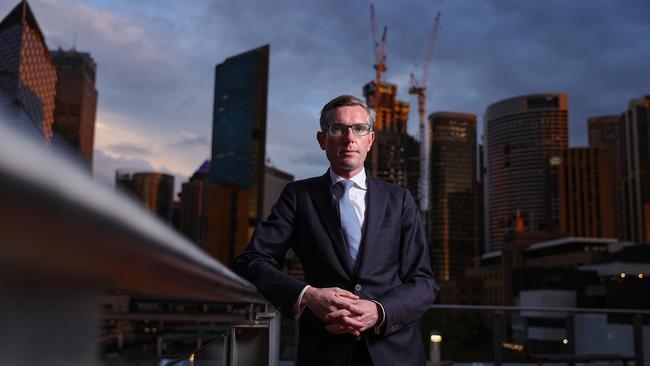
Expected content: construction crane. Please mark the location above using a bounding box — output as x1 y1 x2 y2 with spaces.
370 4 388 87
409 11 441 212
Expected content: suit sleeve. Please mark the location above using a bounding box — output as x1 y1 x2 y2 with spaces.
375 189 439 335
231 183 307 317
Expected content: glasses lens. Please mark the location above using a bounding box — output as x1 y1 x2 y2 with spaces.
327 124 370 136
352 125 370 136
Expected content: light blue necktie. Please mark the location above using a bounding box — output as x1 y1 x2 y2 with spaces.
336 180 361 264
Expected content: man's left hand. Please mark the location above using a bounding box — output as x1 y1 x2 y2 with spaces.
324 299 379 335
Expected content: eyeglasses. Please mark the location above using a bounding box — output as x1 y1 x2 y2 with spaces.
324 123 372 137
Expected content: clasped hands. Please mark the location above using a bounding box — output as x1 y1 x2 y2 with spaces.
301 287 380 336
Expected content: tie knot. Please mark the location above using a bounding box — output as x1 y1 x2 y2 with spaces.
338 180 355 191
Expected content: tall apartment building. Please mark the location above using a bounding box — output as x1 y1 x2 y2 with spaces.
558 147 614 238
51 49 98 167
428 112 480 281
363 81 420 203
204 45 269 265
179 160 210 245
263 165 293 220
0 1 56 141
484 94 569 252
588 115 623 239
116 171 175 222
620 95 650 243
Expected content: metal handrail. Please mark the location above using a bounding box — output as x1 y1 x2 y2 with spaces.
0 119 263 303
430 304 650 315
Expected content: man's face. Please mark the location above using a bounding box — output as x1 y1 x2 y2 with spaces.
317 105 375 178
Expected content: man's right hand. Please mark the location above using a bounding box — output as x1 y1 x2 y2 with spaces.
301 287 361 323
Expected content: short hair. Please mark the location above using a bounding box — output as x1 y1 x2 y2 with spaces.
319 95 376 132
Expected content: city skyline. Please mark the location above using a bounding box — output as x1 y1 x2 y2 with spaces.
1 0 647 193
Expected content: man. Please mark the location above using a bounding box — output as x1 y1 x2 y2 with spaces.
232 95 438 365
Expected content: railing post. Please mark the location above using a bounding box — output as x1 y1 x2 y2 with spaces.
566 313 575 366
493 310 504 366
633 314 644 366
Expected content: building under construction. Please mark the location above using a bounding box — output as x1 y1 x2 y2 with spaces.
363 80 420 204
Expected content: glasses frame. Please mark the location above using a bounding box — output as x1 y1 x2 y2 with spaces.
324 123 373 137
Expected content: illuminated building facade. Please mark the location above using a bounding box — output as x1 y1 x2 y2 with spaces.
179 160 210 245
205 45 268 264
558 147 614 238
428 112 479 281
588 115 623 240
116 171 175 222
485 94 568 252
363 81 420 203
0 1 57 140
620 95 650 243
51 49 97 167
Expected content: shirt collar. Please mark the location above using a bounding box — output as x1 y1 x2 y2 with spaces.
329 168 367 190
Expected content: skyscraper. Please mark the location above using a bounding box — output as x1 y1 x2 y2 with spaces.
485 94 568 252
263 164 293 220
51 49 98 167
588 115 623 239
179 160 210 245
428 112 479 281
116 171 175 222
620 95 650 243
205 45 269 264
0 0 57 141
558 147 614 238
363 81 420 203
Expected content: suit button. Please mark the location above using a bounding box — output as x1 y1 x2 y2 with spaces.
354 284 362 292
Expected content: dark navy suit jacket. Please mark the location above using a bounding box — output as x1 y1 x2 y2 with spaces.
232 170 438 365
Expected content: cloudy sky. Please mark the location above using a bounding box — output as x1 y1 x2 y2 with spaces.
3 0 648 192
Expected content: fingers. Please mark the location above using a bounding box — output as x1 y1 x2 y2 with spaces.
334 288 359 300
338 315 365 329
325 308 352 321
326 322 361 336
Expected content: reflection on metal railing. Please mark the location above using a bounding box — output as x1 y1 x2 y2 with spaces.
425 305 649 366
0 118 276 365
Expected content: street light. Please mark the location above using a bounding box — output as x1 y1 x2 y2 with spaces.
430 331 442 365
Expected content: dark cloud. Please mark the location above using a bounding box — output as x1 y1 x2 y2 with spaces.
107 142 151 156
168 135 211 149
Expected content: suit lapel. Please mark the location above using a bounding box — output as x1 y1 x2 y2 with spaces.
309 171 353 278
359 173 388 273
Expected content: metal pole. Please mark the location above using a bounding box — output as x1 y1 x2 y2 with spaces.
633 314 644 366
566 313 575 366
493 311 504 366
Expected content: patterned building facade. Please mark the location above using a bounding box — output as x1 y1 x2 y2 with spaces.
0 1 56 140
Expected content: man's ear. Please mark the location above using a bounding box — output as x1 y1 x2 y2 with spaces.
316 131 326 150
367 131 375 151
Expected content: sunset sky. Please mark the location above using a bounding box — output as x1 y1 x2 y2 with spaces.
3 0 648 193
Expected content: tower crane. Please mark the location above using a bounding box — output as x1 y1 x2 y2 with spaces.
370 4 388 86
370 4 387 127
409 11 441 212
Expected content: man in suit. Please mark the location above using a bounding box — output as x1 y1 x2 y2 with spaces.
233 95 438 365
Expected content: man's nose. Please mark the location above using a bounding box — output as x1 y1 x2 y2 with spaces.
343 126 355 140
